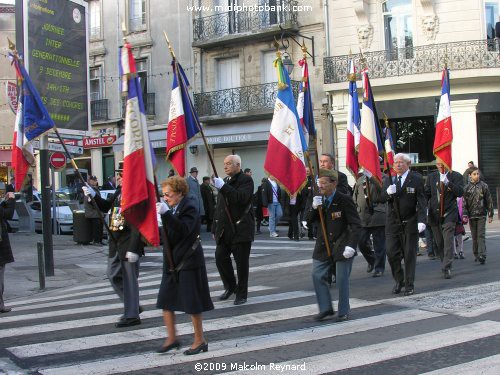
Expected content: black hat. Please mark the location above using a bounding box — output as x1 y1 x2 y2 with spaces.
189 167 198 173
115 161 124 172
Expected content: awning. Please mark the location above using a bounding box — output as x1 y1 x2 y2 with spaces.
0 150 12 167
112 129 166 152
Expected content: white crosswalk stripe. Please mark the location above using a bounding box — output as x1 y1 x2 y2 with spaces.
3 237 500 374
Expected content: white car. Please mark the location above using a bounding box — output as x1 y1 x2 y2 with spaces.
30 191 75 234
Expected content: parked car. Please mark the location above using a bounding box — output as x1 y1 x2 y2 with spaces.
31 191 74 234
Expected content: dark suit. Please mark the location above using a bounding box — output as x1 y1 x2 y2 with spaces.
5 184 15 193
200 183 216 231
380 171 427 290
213 171 254 299
425 170 464 271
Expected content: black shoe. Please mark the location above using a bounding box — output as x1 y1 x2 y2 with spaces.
459 252 465 259
404 287 414 296
219 286 236 301
373 271 383 277
454 253 459 259
314 309 335 321
428 253 436 260
336 314 349 322
156 340 181 353
444 269 452 279
184 342 208 355
234 297 247 305
0 306 12 313
115 317 141 328
479 256 486 264
366 264 374 273
392 282 404 294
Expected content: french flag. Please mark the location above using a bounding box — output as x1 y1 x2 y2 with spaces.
433 67 453 169
383 126 396 176
346 59 361 177
296 57 315 147
358 69 383 185
166 61 200 177
119 42 159 247
264 54 307 196
12 102 34 191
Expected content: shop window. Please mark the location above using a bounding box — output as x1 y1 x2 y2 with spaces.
388 116 435 165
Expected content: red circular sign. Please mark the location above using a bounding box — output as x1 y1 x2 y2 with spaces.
50 152 67 169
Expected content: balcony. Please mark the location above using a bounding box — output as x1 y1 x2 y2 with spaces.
91 99 108 122
121 93 155 117
193 0 298 48
324 39 500 84
193 81 300 121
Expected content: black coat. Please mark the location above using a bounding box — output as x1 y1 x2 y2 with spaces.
200 183 216 220
336 170 352 196
354 175 386 227
380 171 427 235
93 187 145 260
308 191 361 262
213 171 255 245
425 170 464 225
160 196 204 270
0 198 15 266
262 179 281 207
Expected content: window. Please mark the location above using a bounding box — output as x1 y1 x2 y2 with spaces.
89 66 102 100
216 57 240 90
261 51 276 84
485 2 499 50
89 0 101 40
390 116 435 164
136 59 148 98
383 0 413 60
129 0 146 32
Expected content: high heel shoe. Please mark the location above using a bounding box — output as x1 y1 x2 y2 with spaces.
184 342 208 355
156 340 181 353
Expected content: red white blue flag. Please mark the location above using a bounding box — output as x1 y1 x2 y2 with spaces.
346 59 361 177
358 69 383 185
166 61 200 177
433 67 453 169
383 126 396 176
296 57 315 148
264 53 307 196
119 42 159 247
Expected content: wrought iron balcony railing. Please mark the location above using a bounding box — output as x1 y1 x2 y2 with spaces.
193 81 300 118
91 99 108 122
121 93 155 117
324 39 500 84
193 0 298 43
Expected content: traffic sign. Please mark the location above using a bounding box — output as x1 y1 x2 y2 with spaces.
31 140 84 155
50 152 67 170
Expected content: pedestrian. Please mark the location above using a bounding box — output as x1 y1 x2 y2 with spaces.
155 176 214 355
354 173 386 277
301 167 316 240
425 158 464 279
287 191 303 241
212 154 254 305
101 176 117 190
0 192 15 314
381 153 427 296
83 166 144 327
186 167 205 216
200 176 216 232
5 178 15 193
262 176 282 237
84 176 104 246
454 197 466 260
254 178 266 235
244 168 252 177
309 169 361 322
462 167 494 264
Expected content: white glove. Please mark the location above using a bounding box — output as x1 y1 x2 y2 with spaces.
418 223 426 233
386 184 397 195
440 173 449 185
316 177 320 187
82 186 96 198
301 221 308 230
157 214 163 227
343 246 356 259
125 251 139 263
156 202 169 215
214 177 225 189
312 196 323 209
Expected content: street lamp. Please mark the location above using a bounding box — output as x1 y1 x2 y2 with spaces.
281 52 294 75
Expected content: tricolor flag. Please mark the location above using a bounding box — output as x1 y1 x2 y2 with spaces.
433 67 453 169
12 102 35 191
119 42 159 247
166 61 200 177
264 53 307 196
296 57 315 148
346 59 361 177
358 69 383 185
383 125 396 176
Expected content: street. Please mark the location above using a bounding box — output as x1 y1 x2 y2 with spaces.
1 222 500 374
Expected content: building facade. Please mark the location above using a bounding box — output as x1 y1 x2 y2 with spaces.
324 0 500 207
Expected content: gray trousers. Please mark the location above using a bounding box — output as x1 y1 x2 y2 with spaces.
107 253 140 319
431 221 455 271
0 264 5 309
469 217 487 258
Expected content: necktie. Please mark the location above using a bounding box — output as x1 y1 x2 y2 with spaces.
396 176 402 193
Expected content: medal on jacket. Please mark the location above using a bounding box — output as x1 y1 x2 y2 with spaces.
110 207 124 231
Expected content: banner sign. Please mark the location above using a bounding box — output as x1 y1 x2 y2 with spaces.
83 135 117 149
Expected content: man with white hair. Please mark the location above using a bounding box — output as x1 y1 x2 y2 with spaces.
212 154 255 305
380 153 427 296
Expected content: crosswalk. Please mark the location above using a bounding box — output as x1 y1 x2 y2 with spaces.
2 237 500 374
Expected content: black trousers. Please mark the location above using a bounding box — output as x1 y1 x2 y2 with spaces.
287 204 300 239
215 240 251 299
88 218 103 243
386 230 418 288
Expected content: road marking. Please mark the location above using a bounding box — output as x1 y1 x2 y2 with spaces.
8 298 376 358
224 321 500 374
206 259 312 277
421 354 500 374
38 308 437 375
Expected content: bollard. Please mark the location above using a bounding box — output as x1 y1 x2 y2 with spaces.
37 242 45 290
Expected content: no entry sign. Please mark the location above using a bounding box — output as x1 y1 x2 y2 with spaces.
50 152 67 170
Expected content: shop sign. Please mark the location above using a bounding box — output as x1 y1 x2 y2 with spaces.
83 135 117 149
6 81 17 114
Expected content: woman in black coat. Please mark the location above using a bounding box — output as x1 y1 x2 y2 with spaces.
0 192 16 313
156 176 214 355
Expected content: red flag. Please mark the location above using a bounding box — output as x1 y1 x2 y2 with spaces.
433 68 453 169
